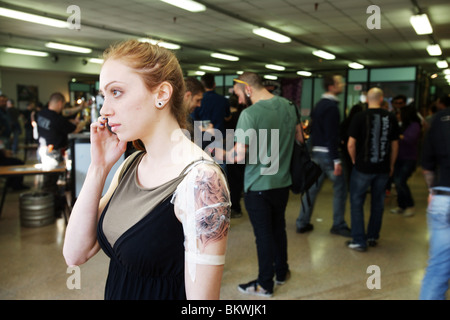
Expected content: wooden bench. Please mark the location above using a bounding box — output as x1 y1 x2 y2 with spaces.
0 163 68 221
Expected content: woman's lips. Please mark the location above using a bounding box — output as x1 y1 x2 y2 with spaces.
108 123 120 132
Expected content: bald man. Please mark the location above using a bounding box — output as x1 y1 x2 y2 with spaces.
346 87 400 252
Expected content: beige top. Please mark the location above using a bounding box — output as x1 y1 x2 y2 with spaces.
102 151 216 248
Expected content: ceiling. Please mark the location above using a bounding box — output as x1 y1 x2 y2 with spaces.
0 0 449 87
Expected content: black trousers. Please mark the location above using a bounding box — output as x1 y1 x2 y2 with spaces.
244 187 290 291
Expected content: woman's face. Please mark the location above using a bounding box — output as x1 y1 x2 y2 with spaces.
99 59 157 141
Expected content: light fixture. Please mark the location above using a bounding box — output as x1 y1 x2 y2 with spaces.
436 60 448 69
410 14 433 35
264 75 278 80
265 64 285 71
4 47 49 57
426 44 442 56
348 62 365 69
430 73 438 79
88 58 104 64
210 53 239 61
252 27 291 43
312 50 336 60
0 7 68 28
236 71 244 75
195 71 205 76
199 65 221 72
160 0 206 12
138 38 180 50
45 42 92 54
444 69 450 75
445 74 450 80
297 71 312 77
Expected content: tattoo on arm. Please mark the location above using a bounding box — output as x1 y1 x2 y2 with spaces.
193 165 231 247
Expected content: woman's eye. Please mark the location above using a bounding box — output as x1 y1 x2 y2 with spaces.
112 89 122 97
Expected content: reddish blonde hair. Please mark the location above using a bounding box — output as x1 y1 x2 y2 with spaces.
103 39 186 150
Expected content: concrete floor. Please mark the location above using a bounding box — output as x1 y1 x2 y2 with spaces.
0 151 439 300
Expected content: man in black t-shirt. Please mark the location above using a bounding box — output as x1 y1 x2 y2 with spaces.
37 93 87 154
37 92 87 216
346 88 399 251
419 105 450 299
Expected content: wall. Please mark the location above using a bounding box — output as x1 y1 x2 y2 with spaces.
0 68 73 109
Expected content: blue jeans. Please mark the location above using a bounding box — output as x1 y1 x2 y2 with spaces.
349 168 389 247
419 187 450 300
296 151 348 230
245 187 290 291
393 159 416 209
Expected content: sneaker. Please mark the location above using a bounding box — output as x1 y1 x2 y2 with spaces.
367 238 378 247
238 280 273 297
346 240 367 252
330 226 352 237
275 270 291 285
390 207 404 214
403 207 415 217
296 223 313 234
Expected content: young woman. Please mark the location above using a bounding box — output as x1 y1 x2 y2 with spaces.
63 40 231 300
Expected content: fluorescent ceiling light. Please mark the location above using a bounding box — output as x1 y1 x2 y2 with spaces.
443 69 450 75
264 75 278 80
348 62 365 69
88 58 104 64
211 53 239 61
252 27 291 43
445 74 450 80
236 71 244 75
312 50 335 60
427 44 442 56
4 47 49 57
138 38 180 50
265 64 285 71
45 42 92 54
195 71 205 76
297 71 312 77
160 0 206 12
199 65 221 72
436 60 448 69
410 14 433 35
0 7 68 28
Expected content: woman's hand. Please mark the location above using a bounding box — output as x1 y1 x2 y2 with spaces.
89 117 127 171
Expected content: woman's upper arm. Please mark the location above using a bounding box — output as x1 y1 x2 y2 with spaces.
172 162 231 299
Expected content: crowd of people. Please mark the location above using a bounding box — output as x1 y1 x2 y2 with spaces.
1 39 449 300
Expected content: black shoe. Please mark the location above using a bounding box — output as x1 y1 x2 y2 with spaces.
346 240 367 252
237 280 273 297
275 270 291 285
297 223 313 234
330 226 352 237
368 238 378 247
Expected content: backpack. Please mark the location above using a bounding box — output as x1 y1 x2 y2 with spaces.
289 102 322 208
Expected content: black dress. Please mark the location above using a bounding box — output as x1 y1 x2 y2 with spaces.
97 152 188 300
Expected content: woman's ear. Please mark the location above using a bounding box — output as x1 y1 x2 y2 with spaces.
155 81 173 109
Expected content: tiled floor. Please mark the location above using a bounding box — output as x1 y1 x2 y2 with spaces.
0 150 441 300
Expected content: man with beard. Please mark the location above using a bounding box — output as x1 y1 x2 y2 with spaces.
223 72 299 297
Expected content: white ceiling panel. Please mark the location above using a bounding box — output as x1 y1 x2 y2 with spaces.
0 0 447 81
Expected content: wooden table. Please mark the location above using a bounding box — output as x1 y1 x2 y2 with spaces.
0 163 67 218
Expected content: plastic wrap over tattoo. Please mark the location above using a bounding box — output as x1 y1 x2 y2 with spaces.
171 160 231 282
